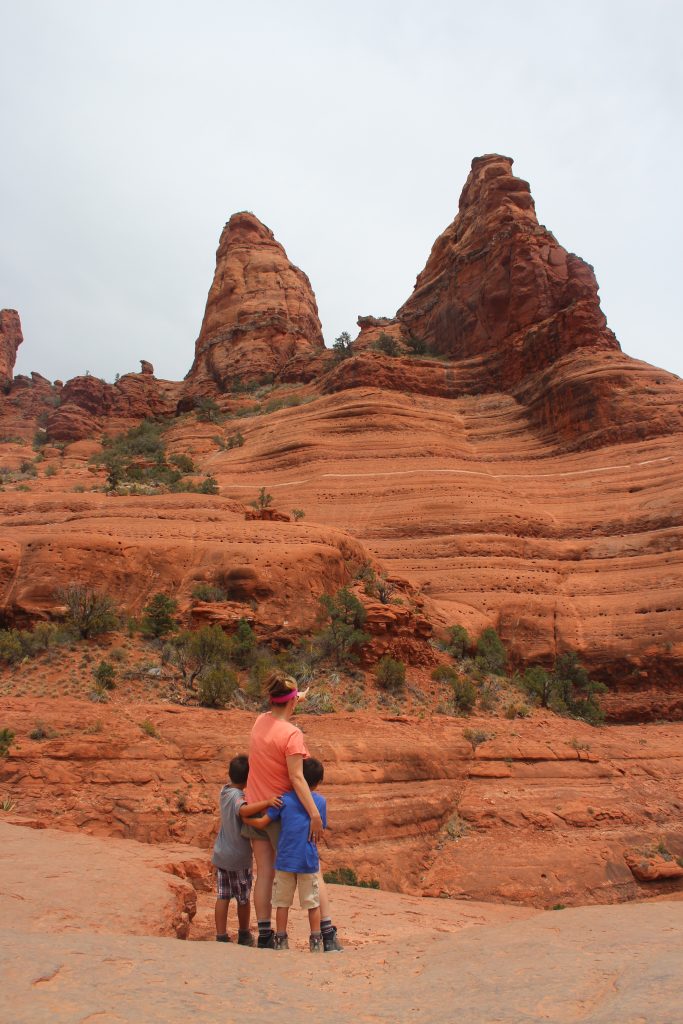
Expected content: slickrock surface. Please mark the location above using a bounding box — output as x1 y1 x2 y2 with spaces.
0 308 23 388
183 212 325 397
2 700 682 906
1 819 681 1024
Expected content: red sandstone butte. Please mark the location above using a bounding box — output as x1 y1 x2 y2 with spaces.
182 212 325 398
0 309 23 389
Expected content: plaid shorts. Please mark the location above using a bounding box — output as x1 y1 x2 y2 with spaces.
215 866 253 905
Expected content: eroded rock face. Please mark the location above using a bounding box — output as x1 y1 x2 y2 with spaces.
183 212 325 397
45 372 182 441
397 154 619 379
0 309 23 389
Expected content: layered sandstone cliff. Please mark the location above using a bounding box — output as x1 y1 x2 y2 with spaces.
182 212 325 400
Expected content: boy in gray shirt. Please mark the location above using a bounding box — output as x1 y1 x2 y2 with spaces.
212 754 282 944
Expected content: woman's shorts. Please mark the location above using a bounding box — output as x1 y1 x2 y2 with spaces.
215 866 253 905
240 817 281 851
272 870 320 910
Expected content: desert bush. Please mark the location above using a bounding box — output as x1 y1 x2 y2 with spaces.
452 678 477 714
323 866 379 889
316 588 369 666
462 728 490 753
198 664 237 708
331 331 354 360
0 728 15 758
199 475 219 495
291 508 305 521
519 665 553 707
191 583 227 602
20 460 37 477
141 593 178 638
169 453 195 473
45 463 58 477
61 585 119 638
447 624 471 659
475 627 507 674
169 625 232 688
196 397 222 423
504 701 531 719
93 660 116 690
405 334 428 355
553 651 607 724
139 719 159 738
30 721 58 741
250 486 273 510
431 664 458 684
231 618 256 669
375 656 406 692
374 332 399 356
478 679 500 712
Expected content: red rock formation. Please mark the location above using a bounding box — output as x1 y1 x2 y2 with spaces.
182 212 325 398
0 309 23 390
45 371 182 441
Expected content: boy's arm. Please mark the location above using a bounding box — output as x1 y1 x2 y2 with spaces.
243 804 281 831
238 796 282 821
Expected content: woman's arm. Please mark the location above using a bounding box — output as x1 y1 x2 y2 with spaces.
287 754 323 842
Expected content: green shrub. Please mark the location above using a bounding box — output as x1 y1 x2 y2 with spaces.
316 588 369 665
20 460 37 477
374 332 399 356
447 625 471 659
93 660 116 690
61 585 119 638
199 475 219 495
139 719 159 738
431 664 458 684
504 701 531 719
169 625 233 688
291 508 305 521
191 583 227 602
198 664 237 708
30 721 57 741
375 656 406 692
0 728 16 758
331 331 354 361
475 627 507 674
141 593 178 638
45 464 58 477
250 486 273 510
405 334 428 355
323 867 379 889
519 665 553 707
169 453 195 473
452 678 477 714
231 618 256 669
196 397 222 423
462 728 490 753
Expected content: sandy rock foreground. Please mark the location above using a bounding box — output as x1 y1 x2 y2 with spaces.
1 821 681 1023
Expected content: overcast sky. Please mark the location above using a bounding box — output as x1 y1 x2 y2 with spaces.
2 0 682 384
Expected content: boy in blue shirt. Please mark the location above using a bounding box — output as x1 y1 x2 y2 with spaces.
246 757 327 952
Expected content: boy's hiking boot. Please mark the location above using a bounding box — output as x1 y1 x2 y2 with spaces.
237 930 255 947
257 930 275 949
273 933 289 951
322 927 343 953
309 934 324 953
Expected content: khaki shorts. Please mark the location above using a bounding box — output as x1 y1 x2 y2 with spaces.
241 818 281 851
272 870 320 910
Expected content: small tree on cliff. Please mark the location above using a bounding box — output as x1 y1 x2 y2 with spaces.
317 588 369 666
169 624 233 688
250 486 273 511
332 331 354 360
141 593 178 638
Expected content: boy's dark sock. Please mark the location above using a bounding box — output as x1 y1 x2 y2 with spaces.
216 934 229 942
321 918 334 936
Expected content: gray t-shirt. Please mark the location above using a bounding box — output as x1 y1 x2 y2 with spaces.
212 785 252 871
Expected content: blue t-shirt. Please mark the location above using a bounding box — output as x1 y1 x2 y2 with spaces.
267 790 327 874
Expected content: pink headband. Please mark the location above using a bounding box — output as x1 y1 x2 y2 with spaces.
270 689 298 704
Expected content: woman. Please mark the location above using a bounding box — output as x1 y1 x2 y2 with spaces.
242 670 342 951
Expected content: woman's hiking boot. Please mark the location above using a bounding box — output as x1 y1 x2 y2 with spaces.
273 933 289 951
322 926 343 953
237 930 255 946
